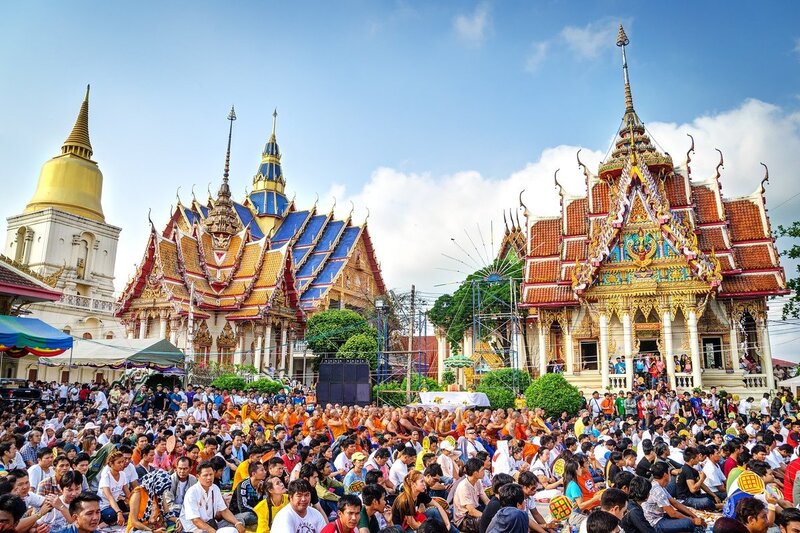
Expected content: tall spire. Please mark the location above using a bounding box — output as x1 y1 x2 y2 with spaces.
271 108 277 139
62 84 93 159
223 105 236 182
616 25 634 113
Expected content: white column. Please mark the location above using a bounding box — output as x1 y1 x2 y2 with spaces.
623 312 633 390
759 317 775 389
538 322 547 377
512 323 525 372
564 326 574 374
436 333 446 382
729 318 739 372
138 317 147 339
600 313 609 389
663 311 676 390
288 329 295 378
263 323 273 372
688 309 702 387
159 316 168 339
169 319 179 345
233 325 245 366
279 322 288 371
254 331 264 373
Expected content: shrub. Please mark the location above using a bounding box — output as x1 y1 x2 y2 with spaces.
210 374 246 391
246 378 284 395
373 381 406 407
525 373 582 418
477 368 532 409
442 370 456 386
336 332 379 369
401 375 442 392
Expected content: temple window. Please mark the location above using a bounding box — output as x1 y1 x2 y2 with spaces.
579 340 598 371
82 332 92 340
701 337 723 369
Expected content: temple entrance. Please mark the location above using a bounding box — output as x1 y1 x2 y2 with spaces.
640 339 658 354
580 341 598 371
702 337 723 369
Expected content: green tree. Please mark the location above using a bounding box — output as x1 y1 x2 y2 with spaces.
778 222 800 319
441 370 456 386
525 373 582 417
337 332 379 369
305 309 375 369
477 368 531 409
210 374 246 391
428 254 523 351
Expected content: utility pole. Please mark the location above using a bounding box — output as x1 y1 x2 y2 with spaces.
406 285 415 402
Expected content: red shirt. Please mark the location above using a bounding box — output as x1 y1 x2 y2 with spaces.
723 457 737 478
784 457 800 502
282 453 300 473
321 519 353 533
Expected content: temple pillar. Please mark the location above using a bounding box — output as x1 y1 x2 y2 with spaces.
169 318 180 346
254 330 264 373
288 329 295 378
729 317 739 373
512 322 525 372
138 316 147 339
758 316 775 389
662 311 675 390
436 330 446 382
688 309 702 387
599 313 609 389
263 323 273 373
158 313 168 340
279 321 288 372
462 330 473 388
564 323 574 375
622 312 633 390
233 324 245 366
538 322 547 377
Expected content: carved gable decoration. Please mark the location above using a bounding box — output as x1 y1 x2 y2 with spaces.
217 321 237 349
194 321 212 348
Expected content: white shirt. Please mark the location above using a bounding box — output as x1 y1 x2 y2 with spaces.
760 398 770 415
702 458 725 489
98 466 128 507
389 459 409 489
333 451 353 473
668 447 684 466
269 505 327 533
179 482 227 532
438 453 456 479
27 465 53 490
94 391 109 411
767 449 785 470
124 461 139 485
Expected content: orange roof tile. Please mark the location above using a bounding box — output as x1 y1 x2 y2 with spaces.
726 199 768 242
564 239 588 261
529 219 561 257
733 244 777 270
692 185 722 223
178 234 203 274
565 198 588 236
591 182 610 213
524 285 577 305
664 173 689 206
719 272 785 295
157 239 181 279
696 226 728 252
527 259 559 283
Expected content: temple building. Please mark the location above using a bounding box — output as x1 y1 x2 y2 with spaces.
116 109 386 382
514 27 787 395
4 87 124 382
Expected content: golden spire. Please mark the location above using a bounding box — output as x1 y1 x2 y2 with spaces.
62 85 93 160
616 25 634 113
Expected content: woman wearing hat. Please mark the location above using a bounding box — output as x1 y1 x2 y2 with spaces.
343 452 368 496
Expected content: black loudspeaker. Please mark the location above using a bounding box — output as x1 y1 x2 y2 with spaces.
317 359 371 406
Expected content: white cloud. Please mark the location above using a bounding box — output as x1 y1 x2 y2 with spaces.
560 19 620 59
453 3 491 46
525 41 549 72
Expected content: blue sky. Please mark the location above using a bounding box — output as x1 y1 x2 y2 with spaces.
2 1 800 356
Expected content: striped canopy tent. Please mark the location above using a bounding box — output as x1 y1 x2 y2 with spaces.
0 315 73 357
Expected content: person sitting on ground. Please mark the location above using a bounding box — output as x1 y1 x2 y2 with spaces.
579 488 628 533
485 483 529 533
52 492 103 533
254 476 288 533
478 473 514 533
775 507 800 533
732 497 769 533
269 479 327 533
127 470 173 533
321 494 362 533
229 460 266 528
620 476 656 533
643 462 704 533
585 509 621 533
453 457 486 532
675 447 719 511
358 483 389 533
391 470 453 533
178 461 245 533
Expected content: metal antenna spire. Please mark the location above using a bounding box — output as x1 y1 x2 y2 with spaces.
271 108 277 138
223 106 237 181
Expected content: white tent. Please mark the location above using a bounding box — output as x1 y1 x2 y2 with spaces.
778 375 800 388
41 338 184 369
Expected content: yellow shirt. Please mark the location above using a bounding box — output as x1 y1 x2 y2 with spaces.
255 494 290 533
232 459 250 489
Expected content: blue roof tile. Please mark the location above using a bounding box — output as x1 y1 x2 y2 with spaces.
273 211 310 243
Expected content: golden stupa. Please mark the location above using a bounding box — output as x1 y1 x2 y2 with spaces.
24 85 105 222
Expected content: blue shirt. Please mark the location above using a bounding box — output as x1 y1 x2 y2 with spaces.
565 481 582 511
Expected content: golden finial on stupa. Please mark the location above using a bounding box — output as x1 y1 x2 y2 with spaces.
62 84 93 159
616 25 634 113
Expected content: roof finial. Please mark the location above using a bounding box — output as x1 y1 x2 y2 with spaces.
616 25 634 113
271 108 278 138
62 84 93 159
223 106 237 182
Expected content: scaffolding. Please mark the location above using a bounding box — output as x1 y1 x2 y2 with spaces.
471 274 523 382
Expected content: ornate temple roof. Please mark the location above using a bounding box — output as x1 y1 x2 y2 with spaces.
117 112 386 321
521 27 787 308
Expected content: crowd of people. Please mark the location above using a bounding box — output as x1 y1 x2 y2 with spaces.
1 379 800 533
